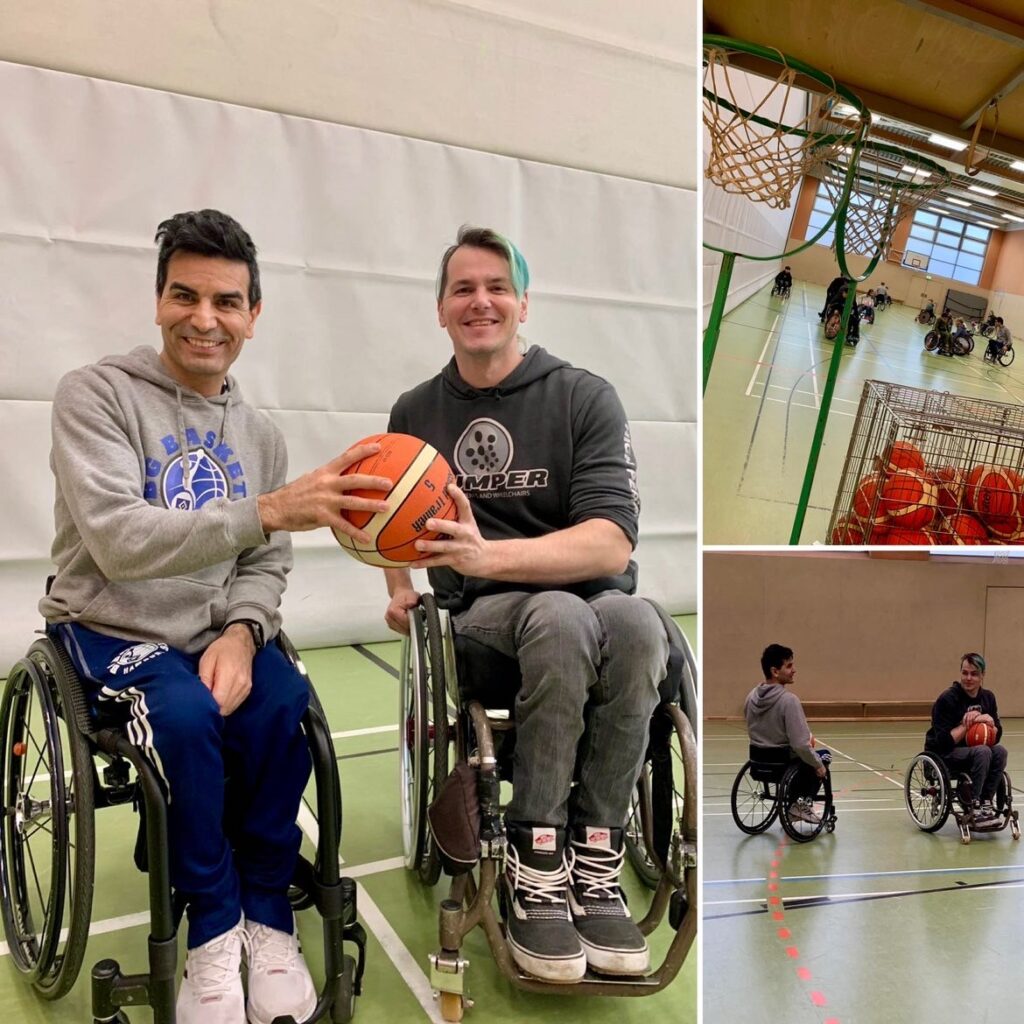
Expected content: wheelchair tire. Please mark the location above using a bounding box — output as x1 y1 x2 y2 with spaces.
0 639 95 998
624 766 661 890
924 331 939 352
904 752 950 832
730 762 780 835
999 346 1015 367
417 594 449 886
399 609 430 872
778 763 830 843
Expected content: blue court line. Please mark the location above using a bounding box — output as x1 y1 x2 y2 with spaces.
705 862 1024 886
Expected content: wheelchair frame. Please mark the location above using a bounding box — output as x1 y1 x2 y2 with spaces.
730 748 837 843
0 632 366 1024
904 750 1021 845
398 594 697 1021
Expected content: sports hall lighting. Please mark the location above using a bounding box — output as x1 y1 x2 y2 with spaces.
977 221 1000 228
967 185 998 196
1002 213 1024 222
902 165 931 176
1012 160 1024 172
928 133 967 152
945 198 971 207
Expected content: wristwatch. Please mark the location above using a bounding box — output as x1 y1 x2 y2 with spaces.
225 618 265 650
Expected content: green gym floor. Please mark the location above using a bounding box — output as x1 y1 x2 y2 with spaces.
1 619 696 1023
704 281 1024 544
703 719 1024 1023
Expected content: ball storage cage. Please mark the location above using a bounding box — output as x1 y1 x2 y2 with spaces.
828 380 1024 546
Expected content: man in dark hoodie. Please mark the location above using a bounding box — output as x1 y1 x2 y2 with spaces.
41 210 394 1024
744 644 826 822
383 226 668 983
925 652 1006 826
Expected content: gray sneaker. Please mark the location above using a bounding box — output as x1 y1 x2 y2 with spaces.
789 798 821 825
568 826 649 975
501 822 586 983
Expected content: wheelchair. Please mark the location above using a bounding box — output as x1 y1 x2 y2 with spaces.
983 342 1015 367
917 308 936 325
398 593 697 1021
904 751 1021 844
770 282 791 300
730 746 837 843
0 630 366 1024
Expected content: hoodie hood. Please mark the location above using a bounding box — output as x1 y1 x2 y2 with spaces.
441 344 570 400
747 682 789 712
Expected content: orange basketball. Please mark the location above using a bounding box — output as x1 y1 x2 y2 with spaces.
947 512 989 545
966 723 997 747
931 466 965 515
831 515 867 545
965 464 1020 522
332 433 457 567
878 471 937 529
986 509 1024 543
852 473 886 523
884 439 925 476
882 526 934 545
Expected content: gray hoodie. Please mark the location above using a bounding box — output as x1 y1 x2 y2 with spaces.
744 682 821 769
40 346 289 654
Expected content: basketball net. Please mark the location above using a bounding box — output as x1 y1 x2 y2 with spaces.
816 141 951 260
703 45 858 210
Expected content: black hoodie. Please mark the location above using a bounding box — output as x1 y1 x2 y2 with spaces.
389 345 640 612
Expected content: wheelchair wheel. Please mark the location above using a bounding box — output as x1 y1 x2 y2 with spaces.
778 763 829 843
399 597 449 881
730 762 779 835
0 639 95 998
998 346 1015 367
904 752 950 833
924 331 939 352
624 766 660 889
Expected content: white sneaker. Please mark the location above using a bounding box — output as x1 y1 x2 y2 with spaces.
245 920 317 1024
789 798 821 825
177 917 246 1024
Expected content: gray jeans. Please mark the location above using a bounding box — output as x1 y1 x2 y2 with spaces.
452 589 667 828
945 743 1008 804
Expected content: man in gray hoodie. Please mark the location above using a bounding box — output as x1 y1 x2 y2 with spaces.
744 644 827 823
42 209 393 1024
383 226 669 983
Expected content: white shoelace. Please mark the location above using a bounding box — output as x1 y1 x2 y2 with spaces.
188 926 250 993
248 923 302 973
571 845 625 901
508 847 571 912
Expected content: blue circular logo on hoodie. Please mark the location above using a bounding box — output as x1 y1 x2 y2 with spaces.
162 450 229 510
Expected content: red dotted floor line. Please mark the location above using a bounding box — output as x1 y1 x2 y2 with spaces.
766 836 840 1023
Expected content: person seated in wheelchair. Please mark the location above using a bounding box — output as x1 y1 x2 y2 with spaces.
986 317 1012 360
924 653 1007 827
857 289 875 323
932 312 955 356
772 265 792 295
40 209 395 1024
383 226 669 983
874 281 889 307
918 298 936 323
951 318 973 354
744 645 827 824
818 273 849 322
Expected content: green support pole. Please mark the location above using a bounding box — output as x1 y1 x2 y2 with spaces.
789 286 858 543
703 251 736 394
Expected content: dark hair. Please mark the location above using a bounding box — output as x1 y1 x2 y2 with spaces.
436 225 529 301
961 652 986 675
154 209 261 307
761 644 793 680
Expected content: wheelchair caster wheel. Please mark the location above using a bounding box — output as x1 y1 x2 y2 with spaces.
439 991 465 1022
669 889 689 931
93 1013 130 1024
331 955 358 1023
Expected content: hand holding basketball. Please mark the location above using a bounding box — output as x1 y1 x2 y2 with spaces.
966 722 997 747
413 483 494 576
258 444 393 539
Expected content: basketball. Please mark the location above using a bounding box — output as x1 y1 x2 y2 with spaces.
882 526 934 545
878 471 937 529
965 464 1020 522
966 722 997 747
332 433 457 568
946 512 989 545
931 466 965 515
884 439 925 475
986 510 1024 543
852 473 886 523
831 515 866 544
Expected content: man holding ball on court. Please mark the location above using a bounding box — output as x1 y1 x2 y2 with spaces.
925 653 1007 826
383 226 668 983
42 209 393 1024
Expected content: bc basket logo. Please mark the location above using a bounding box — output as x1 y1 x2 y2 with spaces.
108 642 169 676
162 450 229 510
454 418 513 476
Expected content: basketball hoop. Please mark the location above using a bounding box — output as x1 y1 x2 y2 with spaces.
816 142 950 261
703 37 868 210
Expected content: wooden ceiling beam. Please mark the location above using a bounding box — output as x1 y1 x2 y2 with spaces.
895 0 1024 46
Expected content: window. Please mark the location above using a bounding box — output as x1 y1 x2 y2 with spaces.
902 212 991 285
806 187 887 250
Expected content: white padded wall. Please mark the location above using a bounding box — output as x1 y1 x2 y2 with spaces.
0 61 696 665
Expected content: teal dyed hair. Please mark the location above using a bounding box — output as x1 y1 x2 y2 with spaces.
961 652 986 675
436 226 530 300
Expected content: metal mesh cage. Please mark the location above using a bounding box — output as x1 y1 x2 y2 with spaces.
828 380 1024 546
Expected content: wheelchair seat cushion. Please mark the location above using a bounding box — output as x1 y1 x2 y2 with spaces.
748 744 791 782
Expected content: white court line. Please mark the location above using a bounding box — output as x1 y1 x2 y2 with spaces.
331 724 398 740
709 862 1024 887
705 881 1024 909
806 323 821 409
0 911 151 958
825 742 904 789
704 807 903 816
744 311 780 397
747 394 857 415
